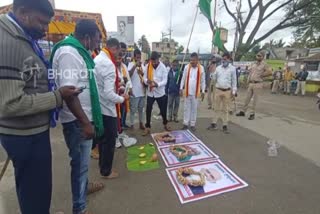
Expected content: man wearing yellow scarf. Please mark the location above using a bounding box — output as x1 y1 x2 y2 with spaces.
180 53 206 132
142 51 170 136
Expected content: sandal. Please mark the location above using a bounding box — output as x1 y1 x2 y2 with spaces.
87 182 104 195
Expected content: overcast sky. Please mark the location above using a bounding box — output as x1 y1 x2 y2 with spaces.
0 0 294 53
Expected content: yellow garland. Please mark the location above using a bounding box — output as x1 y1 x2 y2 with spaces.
176 168 206 187
170 145 200 160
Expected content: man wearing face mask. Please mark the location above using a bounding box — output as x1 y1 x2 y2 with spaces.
236 52 272 120
207 52 237 134
0 0 81 213
142 51 170 136
180 53 206 131
51 20 104 214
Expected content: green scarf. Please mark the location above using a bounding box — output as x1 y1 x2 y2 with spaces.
50 35 104 137
175 69 181 84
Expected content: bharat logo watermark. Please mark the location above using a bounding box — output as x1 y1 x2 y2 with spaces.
48 69 95 80
20 56 43 88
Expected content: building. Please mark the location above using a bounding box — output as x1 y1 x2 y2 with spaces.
309 48 320 56
152 41 176 56
265 47 309 60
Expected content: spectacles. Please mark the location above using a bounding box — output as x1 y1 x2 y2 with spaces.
256 55 262 58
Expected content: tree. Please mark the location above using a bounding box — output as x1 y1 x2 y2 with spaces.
292 0 320 44
222 0 313 61
290 36 320 48
262 39 286 49
133 42 139 50
241 43 261 61
137 35 151 54
177 45 185 54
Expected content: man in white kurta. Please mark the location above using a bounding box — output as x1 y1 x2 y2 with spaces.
180 53 206 131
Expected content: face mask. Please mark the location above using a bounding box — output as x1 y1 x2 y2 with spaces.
222 61 229 68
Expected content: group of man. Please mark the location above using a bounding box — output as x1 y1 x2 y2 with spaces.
0 0 132 213
0 1 275 214
272 65 309 96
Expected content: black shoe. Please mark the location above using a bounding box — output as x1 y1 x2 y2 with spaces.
222 126 230 134
207 123 218 130
248 114 255 120
190 126 196 132
236 111 245 117
182 125 188 130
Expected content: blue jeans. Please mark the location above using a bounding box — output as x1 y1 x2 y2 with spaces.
0 130 52 214
62 120 92 214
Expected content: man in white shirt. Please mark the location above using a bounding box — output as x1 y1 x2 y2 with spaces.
128 49 146 130
180 52 206 131
142 51 170 136
94 38 129 178
208 52 237 134
53 20 104 214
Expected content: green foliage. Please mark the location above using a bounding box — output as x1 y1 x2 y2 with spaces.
137 35 151 54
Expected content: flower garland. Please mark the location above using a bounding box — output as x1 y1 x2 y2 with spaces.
176 168 206 187
170 145 200 160
154 132 176 143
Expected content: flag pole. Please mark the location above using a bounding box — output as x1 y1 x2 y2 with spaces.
178 5 199 82
212 0 218 54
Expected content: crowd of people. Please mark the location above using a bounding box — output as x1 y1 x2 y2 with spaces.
271 65 309 96
0 0 295 214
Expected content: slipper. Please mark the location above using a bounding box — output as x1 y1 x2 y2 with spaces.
87 182 104 195
101 171 119 179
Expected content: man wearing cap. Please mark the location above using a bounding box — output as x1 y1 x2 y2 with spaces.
236 52 272 120
0 0 80 213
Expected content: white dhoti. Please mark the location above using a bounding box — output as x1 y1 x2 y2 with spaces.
183 95 198 127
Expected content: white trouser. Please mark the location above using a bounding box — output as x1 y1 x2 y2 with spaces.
183 95 198 127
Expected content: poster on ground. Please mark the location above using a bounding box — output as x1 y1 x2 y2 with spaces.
166 160 249 204
152 130 201 148
158 142 219 167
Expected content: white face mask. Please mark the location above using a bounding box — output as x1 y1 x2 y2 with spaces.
222 60 229 68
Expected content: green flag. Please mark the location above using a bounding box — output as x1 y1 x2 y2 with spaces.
199 0 212 20
213 28 225 52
